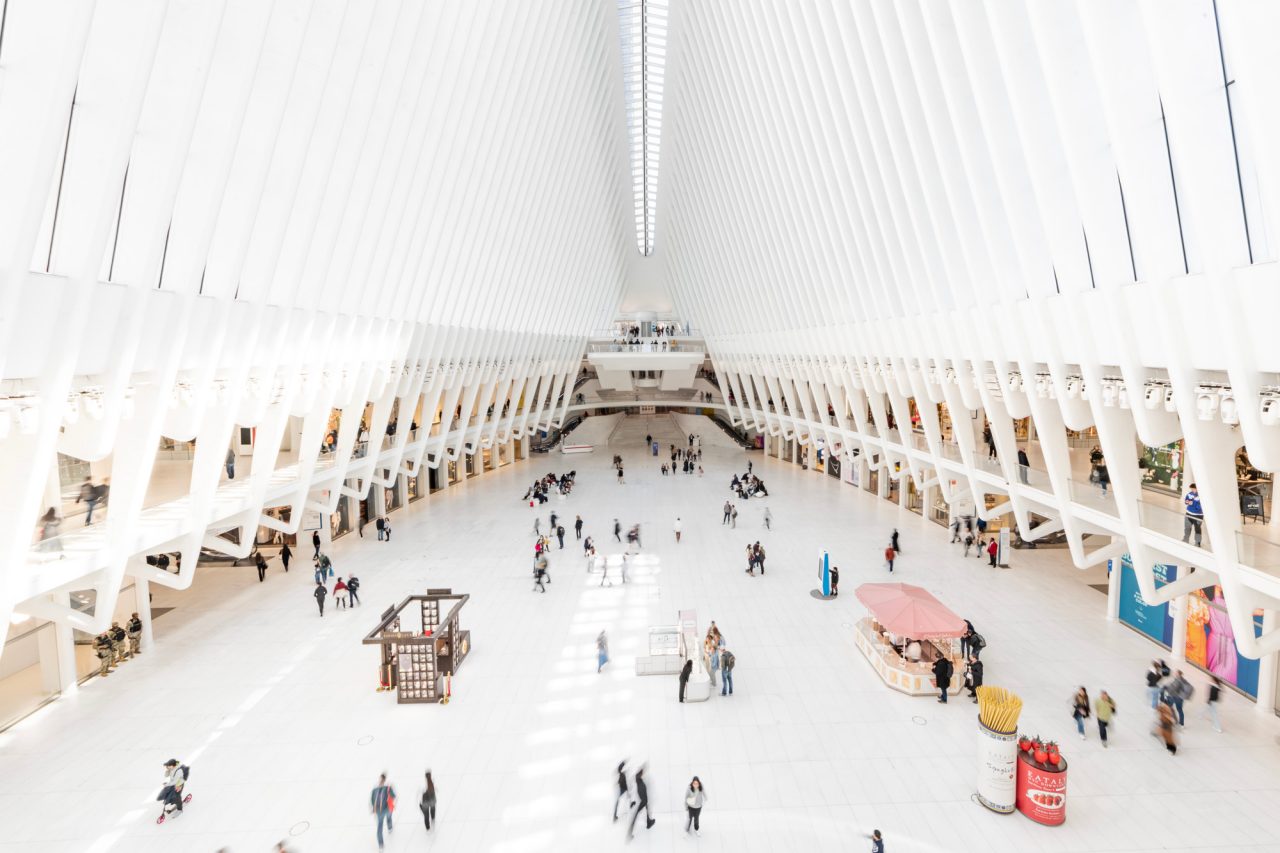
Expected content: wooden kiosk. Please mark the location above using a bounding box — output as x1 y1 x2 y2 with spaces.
362 589 471 704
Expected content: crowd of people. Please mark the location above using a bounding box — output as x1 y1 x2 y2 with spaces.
92 614 143 677
522 470 576 503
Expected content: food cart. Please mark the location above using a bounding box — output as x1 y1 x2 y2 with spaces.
853 583 966 696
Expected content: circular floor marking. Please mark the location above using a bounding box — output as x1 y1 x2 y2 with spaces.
911 716 928 726
289 821 310 837
357 735 374 746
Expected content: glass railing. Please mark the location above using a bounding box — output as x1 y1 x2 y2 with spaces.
1236 532 1280 577
1068 477 1120 516
1136 500 1207 545
909 432 930 452
586 341 706 353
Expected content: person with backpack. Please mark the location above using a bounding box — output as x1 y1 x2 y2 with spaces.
963 532 975 557
932 655 953 703
720 648 735 696
376 516 386 541
1072 687 1091 739
158 759 188 817
370 773 396 848
1146 660 1166 708
346 574 361 606
419 771 437 831
967 630 986 660
1168 670 1193 726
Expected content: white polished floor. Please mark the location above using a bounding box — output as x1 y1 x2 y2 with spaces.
2 415 1279 853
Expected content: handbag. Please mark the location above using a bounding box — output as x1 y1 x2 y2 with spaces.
685 792 697 808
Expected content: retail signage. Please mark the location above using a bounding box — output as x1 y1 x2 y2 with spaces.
1114 555 1176 648
1184 585 1264 698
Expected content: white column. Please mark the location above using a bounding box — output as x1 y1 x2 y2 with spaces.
1169 593 1188 662
36 623 62 694
135 577 154 651
1256 609 1277 716
51 594 78 693
1105 556 1122 622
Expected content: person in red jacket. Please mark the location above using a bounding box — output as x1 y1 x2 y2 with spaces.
884 545 895 573
987 538 999 567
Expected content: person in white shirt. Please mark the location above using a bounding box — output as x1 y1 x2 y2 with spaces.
674 517 683 543
905 640 923 662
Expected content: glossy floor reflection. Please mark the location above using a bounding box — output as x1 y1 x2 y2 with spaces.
1 415 1279 853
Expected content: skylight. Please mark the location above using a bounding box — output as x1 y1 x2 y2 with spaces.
617 0 668 256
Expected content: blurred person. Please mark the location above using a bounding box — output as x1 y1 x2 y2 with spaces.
679 658 692 703
1095 690 1116 747
419 771 437 831
346 574 361 606
626 765 655 839
613 761 634 822
370 773 396 848
255 552 268 582
597 630 609 673
1072 687 1091 739
1202 675 1223 733
314 581 327 616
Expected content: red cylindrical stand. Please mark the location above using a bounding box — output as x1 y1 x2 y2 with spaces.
1015 751 1067 825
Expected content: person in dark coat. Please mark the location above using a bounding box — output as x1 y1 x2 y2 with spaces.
613 761 634 822
312 530 321 558
932 655 953 703
280 542 292 572
314 582 327 617
679 658 693 703
255 552 268 582
627 766 655 840
964 655 983 702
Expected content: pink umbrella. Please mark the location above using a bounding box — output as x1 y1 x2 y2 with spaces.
854 582 966 639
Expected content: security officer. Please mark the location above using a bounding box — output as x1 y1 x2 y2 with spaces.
110 621 129 662
126 613 143 656
94 633 114 676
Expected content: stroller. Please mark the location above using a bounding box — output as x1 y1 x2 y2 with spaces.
156 762 192 824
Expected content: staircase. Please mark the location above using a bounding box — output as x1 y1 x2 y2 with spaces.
607 414 685 449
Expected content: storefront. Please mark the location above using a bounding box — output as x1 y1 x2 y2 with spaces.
826 454 842 479
407 468 426 503
1237 448 1272 524
428 465 444 493
1140 440 1184 496
905 478 923 515
864 466 879 495
930 485 951 527
257 507 297 547
448 459 461 485
465 453 478 479
330 490 352 539
384 472 402 513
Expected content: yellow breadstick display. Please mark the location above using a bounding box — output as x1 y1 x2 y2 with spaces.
976 685 1023 733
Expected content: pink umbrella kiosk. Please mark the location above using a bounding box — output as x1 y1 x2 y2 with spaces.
852 583 967 696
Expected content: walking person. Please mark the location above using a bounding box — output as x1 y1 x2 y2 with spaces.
932 655 953 703
617 465 624 485
723 501 732 525
314 581 327 617
1202 675 1224 732
755 542 766 575
1017 447 1030 484
347 574 361 606
333 577 348 609
312 530 321 559
419 771 437 831
597 630 609 673
556 524 565 549
674 517 682 543
1096 462 1110 496
76 477 99 525
950 518 961 542
885 544 895 573
575 515 583 540
1072 687 1091 739
225 447 236 479
890 528 900 554
720 648 734 696
370 773 396 849
1182 483 1204 546
1157 700 1178 754
280 542 292 572
613 761 634 822
1095 691 1116 747
614 518 622 542
1168 669 1193 726
730 505 738 528
627 766 656 839
1146 660 1165 708
763 506 772 530
255 552 268 582
684 777 707 837
679 658 693 703
963 532 974 557
869 829 885 852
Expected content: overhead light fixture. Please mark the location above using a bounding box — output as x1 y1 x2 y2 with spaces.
1260 391 1280 426
1066 376 1083 399
1219 391 1238 425
1195 391 1220 421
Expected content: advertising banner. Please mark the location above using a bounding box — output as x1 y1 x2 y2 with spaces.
975 722 1018 813
1184 585 1264 698
1114 555 1176 648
